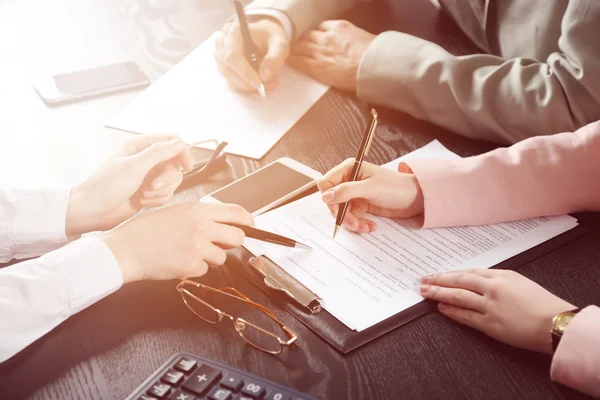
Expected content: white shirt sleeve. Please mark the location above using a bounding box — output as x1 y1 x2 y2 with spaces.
0 236 123 363
242 8 294 41
0 187 72 262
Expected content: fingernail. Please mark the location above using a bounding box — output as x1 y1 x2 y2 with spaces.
322 190 334 202
153 181 168 190
421 276 429 284
420 284 431 293
261 68 272 81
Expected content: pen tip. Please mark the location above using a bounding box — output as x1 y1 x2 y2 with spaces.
333 225 340 239
258 84 266 98
296 242 312 250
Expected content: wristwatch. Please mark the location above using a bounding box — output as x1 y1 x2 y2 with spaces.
551 308 581 352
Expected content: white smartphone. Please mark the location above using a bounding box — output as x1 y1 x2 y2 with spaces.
202 157 323 216
34 61 150 106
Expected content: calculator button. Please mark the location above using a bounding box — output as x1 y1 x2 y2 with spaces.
264 391 291 400
139 395 158 400
208 387 233 400
182 364 222 395
169 390 197 400
220 374 244 391
241 382 265 398
174 358 197 373
233 396 254 400
161 370 184 385
147 382 171 399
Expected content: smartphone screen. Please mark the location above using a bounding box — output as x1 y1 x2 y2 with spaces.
52 62 149 96
211 162 315 214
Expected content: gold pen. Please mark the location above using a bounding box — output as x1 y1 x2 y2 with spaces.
333 109 379 238
233 0 266 98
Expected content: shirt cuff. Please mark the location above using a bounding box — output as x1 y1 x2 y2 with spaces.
8 187 71 259
550 305 600 397
43 236 123 315
245 8 294 41
400 158 473 228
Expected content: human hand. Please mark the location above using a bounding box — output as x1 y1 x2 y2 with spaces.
420 269 575 354
289 20 376 92
318 159 424 233
103 202 254 283
66 134 194 237
215 18 290 92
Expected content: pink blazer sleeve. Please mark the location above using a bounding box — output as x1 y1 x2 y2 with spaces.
401 120 600 228
551 306 600 397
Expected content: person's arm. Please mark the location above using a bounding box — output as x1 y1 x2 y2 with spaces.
0 188 71 262
0 237 123 363
358 0 600 143
247 0 361 41
551 306 600 397
401 120 600 228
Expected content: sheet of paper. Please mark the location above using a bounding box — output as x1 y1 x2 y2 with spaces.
106 33 330 159
244 141 579 331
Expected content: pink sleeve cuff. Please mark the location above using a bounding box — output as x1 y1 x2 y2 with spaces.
400 158 484 228
551 305 600 397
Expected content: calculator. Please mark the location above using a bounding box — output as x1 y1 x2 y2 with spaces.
125 352 318 400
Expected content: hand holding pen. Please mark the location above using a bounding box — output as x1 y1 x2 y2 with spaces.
317 109 426 235
232 0 266 97
214 1 290 95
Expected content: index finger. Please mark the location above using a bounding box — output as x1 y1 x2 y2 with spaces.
121 134 180 155
209 203 255 227
121 134 194 171
317 158 355 193
421 269 492 294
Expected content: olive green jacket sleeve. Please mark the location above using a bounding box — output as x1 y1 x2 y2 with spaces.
249 0 600 143
358 0 600 143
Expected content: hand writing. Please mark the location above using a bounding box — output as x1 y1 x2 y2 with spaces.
215 18 290 92
318 160 424 233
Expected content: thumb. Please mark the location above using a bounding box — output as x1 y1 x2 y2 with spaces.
321 181 372 204
130 139 186 174
260 36 289 82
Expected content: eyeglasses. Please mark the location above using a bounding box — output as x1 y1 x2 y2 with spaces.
177 140 230 192
176 279 298 354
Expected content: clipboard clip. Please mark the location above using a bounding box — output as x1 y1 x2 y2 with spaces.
249 255 322 314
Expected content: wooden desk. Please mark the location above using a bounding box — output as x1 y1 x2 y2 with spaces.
0 1 598 399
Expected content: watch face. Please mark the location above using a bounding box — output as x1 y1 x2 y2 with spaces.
554 313 575 334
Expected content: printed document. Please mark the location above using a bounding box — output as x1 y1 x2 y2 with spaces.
244 141 579 331
106 33 329 159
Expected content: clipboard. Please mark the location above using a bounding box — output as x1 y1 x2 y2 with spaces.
228 223 589 354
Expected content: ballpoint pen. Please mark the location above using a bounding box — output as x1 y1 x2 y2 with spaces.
232 224 312 249
333 109 379 238
233 0 266 98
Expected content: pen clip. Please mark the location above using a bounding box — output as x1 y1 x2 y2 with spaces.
250 255 322 314
365 108 379 155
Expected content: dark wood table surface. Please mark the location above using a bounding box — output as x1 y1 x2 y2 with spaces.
1 1 599 399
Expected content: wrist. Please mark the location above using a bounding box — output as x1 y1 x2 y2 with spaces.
66 184 95 237
102 229 142 284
